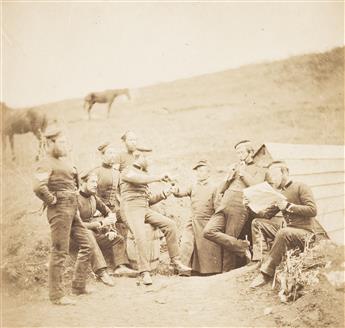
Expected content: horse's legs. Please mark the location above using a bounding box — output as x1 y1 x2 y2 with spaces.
107 98 115 118
87 103 94 120
83 100 93 120
2 133 6 159
9 134 15 161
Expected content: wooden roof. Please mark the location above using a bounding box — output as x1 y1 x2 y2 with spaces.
255 142 344 160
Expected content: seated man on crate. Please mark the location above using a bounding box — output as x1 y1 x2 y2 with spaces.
120 155 191 285
75 170 137 287
249 161 328 289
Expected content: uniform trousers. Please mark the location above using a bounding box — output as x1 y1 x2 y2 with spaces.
122 199 179 273
252 218 313 277
85 229 125 273
47 192 90 301
203 190 250 271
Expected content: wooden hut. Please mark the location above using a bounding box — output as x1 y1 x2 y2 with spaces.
254 143 344 244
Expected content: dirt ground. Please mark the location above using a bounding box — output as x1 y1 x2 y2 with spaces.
2 263 344 327
2 266 277 327
1 47 344 327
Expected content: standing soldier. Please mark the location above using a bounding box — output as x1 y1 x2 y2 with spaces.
172 160 222 276
33 128 91 305
114 131 152 172
203 140 266 272
121 156 191 285
91 142 137 276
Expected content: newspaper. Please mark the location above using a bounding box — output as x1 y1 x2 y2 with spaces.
243 182 286 213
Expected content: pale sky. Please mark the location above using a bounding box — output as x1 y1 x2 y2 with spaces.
2 2 344 107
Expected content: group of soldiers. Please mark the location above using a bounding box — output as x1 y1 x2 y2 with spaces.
33 128 327 306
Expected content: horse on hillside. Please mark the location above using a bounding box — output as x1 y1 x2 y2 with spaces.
83 88 131 120
1 102 49 161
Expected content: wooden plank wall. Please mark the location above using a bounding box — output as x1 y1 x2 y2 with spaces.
254 143 344 244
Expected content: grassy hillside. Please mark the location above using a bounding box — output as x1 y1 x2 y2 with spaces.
1 46 344 297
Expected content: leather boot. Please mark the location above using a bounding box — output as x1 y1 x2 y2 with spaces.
171 257 191 275
51 296 76 305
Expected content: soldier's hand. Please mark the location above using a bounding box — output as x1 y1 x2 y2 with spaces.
243 196 250 207
162 186 174 198
160 173 172 182
240 239 250 249
50 196 57 205
170 185 179 196
105 231 117 241
102 215 116 227
107 212 117 223
275 199 288 211
226 165 237 181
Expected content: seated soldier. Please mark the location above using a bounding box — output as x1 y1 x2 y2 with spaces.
250 161 328 288
91 142 137 276
77 170 136 287
121 155 191 285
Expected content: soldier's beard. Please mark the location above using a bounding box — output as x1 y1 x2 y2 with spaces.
102 153 115 164
52 147 66 158
127 145 137 153
103 158 114 166
84 187 97 195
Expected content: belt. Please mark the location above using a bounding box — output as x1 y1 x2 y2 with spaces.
54 190 78 194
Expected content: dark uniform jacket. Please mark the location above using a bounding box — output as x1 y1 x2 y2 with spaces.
216 161 266 214
77 191 116 234
91 164 121 212
33 155 78 205
258 181 327 234
120 166 168 205
114 151 139 173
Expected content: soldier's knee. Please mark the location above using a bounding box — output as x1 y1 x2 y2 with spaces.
78 237 91 255
85 239 91 252
276 228 293 241
162 217 176 231
251 218 260 228
52 240 69 253
51 247 69 264
113 234 125 245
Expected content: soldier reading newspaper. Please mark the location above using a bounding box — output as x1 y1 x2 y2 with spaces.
243 182 287 214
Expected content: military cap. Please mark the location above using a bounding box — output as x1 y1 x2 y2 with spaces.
137 146 152 152
43 126 62 140
97 142 111 153
192 160 208 170
234 139 252 149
